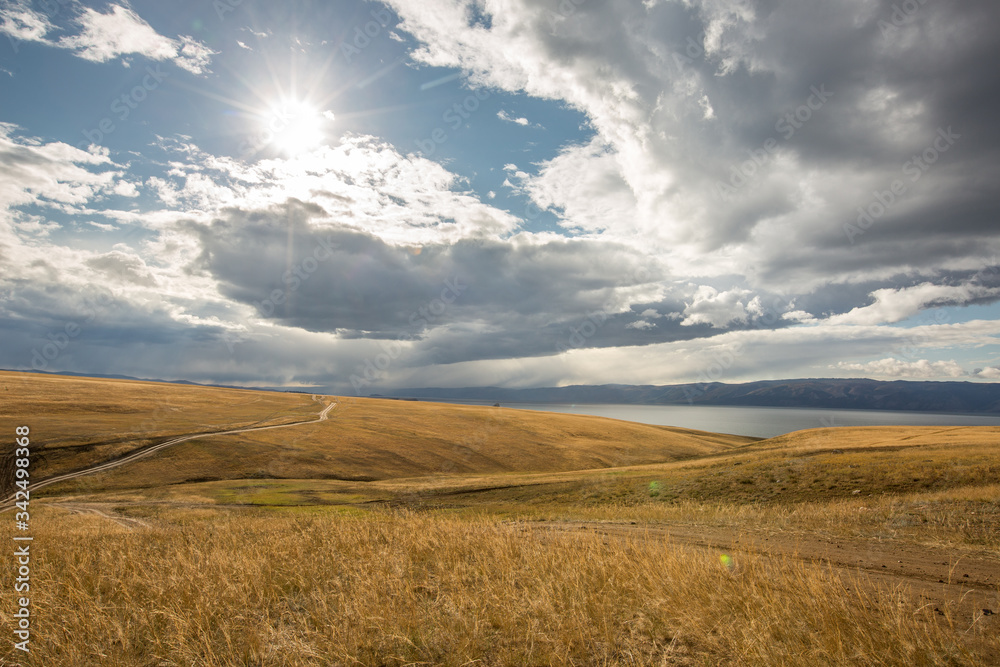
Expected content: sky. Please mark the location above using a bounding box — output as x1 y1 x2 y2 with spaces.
1 0 999 394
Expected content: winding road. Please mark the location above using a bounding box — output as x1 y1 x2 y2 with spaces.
3 398 336 506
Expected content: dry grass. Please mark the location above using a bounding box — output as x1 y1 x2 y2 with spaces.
0 371 320 481
496 486 1000 555
39 393 752 494
1 506 988 666
317 426 1000 552
3 372 1000 665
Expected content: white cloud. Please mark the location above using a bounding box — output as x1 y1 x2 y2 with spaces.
85 249 158 287
386 0 1000 293
0 1 52 42
112 180 140 197
626 319 655 330
0 124 120 213
3 3 215 74
782 310 816 323
373 318 1000 390
836 358 967 379
172 34 215 74
59 5 178 63
829 283 1000 326
681 286 754 328
497 109 530 126
143 135 521 244
509 136 636 234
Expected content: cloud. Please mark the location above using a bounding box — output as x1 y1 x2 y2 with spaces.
144 134 521 244
0 124 120 215
836 358 967 379
182 199 662 343
1 2 214 74
85 249 158 287
508 136 636 234
681 286 754 328
829 282 1000 325
497 109 530 126
388 0 1000 291
0 1 52 43
358 318 1000 391
5 0 1000 393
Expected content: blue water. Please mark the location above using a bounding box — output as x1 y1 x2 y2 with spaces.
432 401 1000 439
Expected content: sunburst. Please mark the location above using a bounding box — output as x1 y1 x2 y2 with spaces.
263 99 327 155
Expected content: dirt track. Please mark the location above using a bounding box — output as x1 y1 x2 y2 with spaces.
534 519 1000 632
1 398 335 507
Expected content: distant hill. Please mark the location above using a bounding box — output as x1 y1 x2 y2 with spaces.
1 368 314 394
387 379 1000 414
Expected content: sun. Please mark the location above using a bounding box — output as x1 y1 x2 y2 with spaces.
263 100 329 155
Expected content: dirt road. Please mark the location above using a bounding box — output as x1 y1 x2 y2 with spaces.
2 398 336 506
533 519 1000 633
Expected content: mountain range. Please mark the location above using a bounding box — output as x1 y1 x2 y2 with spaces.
385 379 1000 414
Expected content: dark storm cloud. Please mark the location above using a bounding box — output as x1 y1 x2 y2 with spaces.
449 0 1000 288
0 276 222 373
185 199 659 336
697 0 1000 263
182 199 808 364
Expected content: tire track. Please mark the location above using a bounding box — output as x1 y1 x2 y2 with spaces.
2 399 336 507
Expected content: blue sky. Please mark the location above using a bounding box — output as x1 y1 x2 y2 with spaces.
1 0 1000 393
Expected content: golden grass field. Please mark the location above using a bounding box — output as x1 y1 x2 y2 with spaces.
1 371 999 666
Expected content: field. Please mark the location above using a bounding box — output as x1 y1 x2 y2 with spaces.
1 371 999 665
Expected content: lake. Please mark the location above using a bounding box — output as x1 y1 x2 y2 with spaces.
433 401 1000 438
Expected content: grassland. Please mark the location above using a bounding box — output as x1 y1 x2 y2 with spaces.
1 371 999 665
0 371 322 481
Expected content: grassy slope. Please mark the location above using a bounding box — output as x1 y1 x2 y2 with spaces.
1 376 754 492
0 370 320 480
3 372 999 664
12 508 985 667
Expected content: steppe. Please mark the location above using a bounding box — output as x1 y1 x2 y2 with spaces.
1 370 998 665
